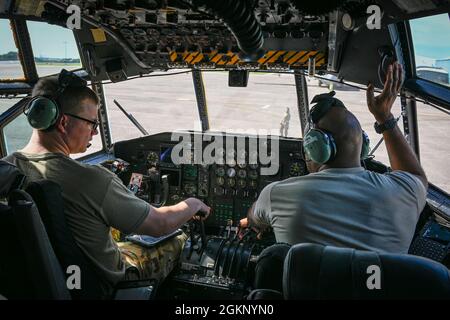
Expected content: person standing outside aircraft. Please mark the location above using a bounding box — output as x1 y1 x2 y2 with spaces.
279 107 291 137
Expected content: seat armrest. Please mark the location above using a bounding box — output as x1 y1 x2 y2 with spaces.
113 279 157 300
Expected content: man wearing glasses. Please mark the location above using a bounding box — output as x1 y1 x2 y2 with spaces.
4 70 210 297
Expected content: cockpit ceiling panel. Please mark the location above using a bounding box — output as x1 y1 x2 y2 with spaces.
167 50 326 70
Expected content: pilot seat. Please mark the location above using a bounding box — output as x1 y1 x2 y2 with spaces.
0 160 155 300
249 243 450 299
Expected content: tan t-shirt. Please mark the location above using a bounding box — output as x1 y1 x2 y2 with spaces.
4 152 150 286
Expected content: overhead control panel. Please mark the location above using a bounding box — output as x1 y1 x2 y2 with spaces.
83 0 328 69
14 0 330 75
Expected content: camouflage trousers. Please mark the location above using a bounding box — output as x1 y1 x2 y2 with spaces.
117 233 188 284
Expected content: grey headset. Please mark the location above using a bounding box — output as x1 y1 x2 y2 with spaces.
24 69 87 131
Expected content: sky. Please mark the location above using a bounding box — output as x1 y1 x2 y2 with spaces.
0 20 79 59
0 13 448 60
410 13 450 59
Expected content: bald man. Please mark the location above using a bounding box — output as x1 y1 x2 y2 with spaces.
242 63 427 254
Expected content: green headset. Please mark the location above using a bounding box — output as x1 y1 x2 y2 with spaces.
303 91 370 165
24 69 87 131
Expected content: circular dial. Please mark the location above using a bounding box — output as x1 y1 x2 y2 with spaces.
237 179 247 189
183 183 197 195
289 161 306 177
216 176 225 186
215 166 225 177
198 183 208 197
226 178 236 188
237 169 247 179
226 167 236 178
227 159 236 167
237 162 247 169
147 151 159 166
248 169 258 180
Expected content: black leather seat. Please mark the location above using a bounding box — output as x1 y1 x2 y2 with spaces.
0 161 70 299
249 243 450 300
25 179 107 299
0 160 155 300
286 243 450 299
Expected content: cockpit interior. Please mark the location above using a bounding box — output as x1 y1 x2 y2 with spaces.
0 0 449 301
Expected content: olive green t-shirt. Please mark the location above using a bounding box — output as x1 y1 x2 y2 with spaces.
4 152 150 286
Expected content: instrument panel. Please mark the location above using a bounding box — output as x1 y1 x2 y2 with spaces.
110 132 308 228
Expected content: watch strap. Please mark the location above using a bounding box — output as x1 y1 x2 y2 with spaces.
374 117 397 134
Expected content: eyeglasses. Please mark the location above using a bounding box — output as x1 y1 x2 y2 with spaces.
65 113 99 131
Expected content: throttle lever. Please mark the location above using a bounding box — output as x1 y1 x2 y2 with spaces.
148 174 169 208
198 218 207 257
160 175 169 207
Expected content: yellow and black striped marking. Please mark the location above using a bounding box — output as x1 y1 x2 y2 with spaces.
169 50 327 68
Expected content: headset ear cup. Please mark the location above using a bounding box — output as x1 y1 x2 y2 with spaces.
361 131 371 159
303 129 335 165
26 97 60 130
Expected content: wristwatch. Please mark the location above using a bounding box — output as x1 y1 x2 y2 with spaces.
374 117 397 134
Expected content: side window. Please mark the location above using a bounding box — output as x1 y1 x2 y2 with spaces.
27 21 82 77
417 101 449 192
410 14 450 87
0 99 32 155
0 19 25 80
3 113 33 155
0 98 20 114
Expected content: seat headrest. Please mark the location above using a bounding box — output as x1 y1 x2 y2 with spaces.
0 160 25 198
283 243 450 299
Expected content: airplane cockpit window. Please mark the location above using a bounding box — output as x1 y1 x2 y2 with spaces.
203 72 303 137
0 98 28 156
26 21 82 77
104 71 202 142
0 98 20 115
410 14 450 87
2 109 32 155
0 19 25 80
417 100 450 192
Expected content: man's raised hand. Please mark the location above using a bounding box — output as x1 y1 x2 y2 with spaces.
366 62 403 123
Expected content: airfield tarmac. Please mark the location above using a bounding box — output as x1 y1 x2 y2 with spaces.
1 62 449 191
